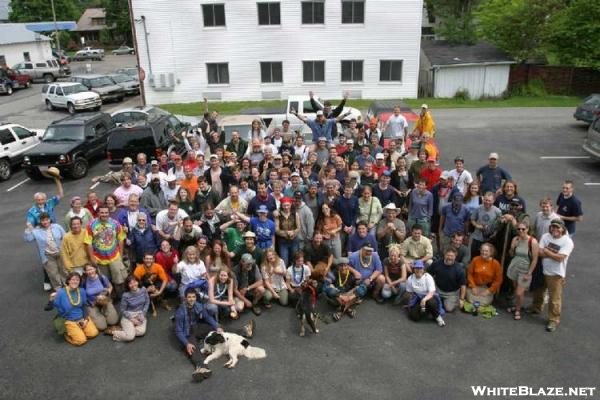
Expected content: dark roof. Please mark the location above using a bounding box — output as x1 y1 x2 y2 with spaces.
421 40 514 67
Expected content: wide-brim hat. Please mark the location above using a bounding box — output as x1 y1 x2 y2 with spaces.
41 167 61 179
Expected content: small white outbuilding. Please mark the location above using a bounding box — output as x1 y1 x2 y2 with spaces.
0 24 53 67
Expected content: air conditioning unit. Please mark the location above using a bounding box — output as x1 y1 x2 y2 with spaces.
149 72 176 91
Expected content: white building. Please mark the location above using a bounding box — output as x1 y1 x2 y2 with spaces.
130 0 423 104
419 40 515 99
0 24 53 67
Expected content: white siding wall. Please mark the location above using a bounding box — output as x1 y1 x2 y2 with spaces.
131 0 423 105
433 64 510 99
0 41 53 67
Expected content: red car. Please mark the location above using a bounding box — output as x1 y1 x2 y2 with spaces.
0 68 32 95
366 100 419 147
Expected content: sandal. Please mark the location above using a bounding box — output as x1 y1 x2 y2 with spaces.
514 310 522 320
332 311 343 322
345 308 356 319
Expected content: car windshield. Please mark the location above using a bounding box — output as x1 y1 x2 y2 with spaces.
113 112 147 125
62 84 89 95
89 77 114 87
583 95 600 106
110 74 132 83
43 125 84 141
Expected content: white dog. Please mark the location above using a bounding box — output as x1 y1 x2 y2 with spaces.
201 331 266 369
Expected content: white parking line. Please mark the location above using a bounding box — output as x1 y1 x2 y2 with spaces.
89 181 100 190
584 183 600 186
539 156 590 159
6 178 30 192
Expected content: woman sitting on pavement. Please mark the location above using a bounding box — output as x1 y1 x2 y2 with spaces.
175 246 208 299
261 248 289 307
106 275 150 341
382 244 408 304
286 252 312 306
81 263 118 332
506 222 539 320
466 243 503 307
207 269 238 321
405 260 446 327
325 257 362 321
51 272 99 346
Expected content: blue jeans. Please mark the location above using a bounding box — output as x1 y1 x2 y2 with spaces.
408 216 431 237
278 237 299 267
206 303 228 322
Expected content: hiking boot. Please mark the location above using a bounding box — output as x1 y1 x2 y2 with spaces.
251 305 262 316
192 366 212 382
242 319 255 338
546 322 558 332
43 283 52 292
374 294 385 304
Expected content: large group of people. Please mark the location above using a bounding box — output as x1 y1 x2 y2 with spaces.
23 97 582 381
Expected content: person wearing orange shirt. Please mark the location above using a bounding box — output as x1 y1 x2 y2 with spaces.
467 243 503 306
179 166 199 200
133 253 175 312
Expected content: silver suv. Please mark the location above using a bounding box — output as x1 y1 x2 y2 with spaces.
42 82 102 114
12 59 70 83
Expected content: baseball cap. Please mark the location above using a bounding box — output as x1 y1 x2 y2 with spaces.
293 190 303 198
165 174 177 182
209 154 219 160
257 205 269 214
243 231 256 239
440 171 450 180
413 260 425 269
427 156 436 162
318 136 327 142
150 160 159 166
510 198 522 206
347 139 354 144
281 197 293 204
316 110 324 116
375 153 385 160
363 245 374 252
308 180 319 187
550 219 565 228
241 254 255 264
489 152 499 160
122 157 133 164
382 170 391 177
334 257 349 267
421 104 428 109
290 172 300 177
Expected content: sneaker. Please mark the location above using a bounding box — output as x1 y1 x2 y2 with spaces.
546 322 557 332
374 295 385 304
43 283 52 292
251 305 262 316
192 366 212 382
43 301 54 311
436 316 446 327
242 319 255 338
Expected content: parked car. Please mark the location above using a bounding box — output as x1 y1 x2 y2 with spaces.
107 73 140 96
42 82 102 114
52 49 71 65
574 94 600 124
0 68 32 95
111 106 181 126
0 123 44 180
70 74 125 103
73 47 104 61
115 67 140 81
12 59 68 83
106 112 189 170
582 115 600 160
23 112 115 179
112 46 135 55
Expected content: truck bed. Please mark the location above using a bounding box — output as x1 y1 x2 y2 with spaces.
239 106 287 115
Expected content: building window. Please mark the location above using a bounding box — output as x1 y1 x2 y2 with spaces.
207 63 229 84
303 61 325 82
260 62 283 83
342 0 364 24
380 60 403 81
202 4 226 27
257 2 280 25
341 60 363 82
302 1 324 24
0 55 6 66
23 52 31 62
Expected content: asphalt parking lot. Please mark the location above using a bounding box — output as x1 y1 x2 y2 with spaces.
1 107 599 400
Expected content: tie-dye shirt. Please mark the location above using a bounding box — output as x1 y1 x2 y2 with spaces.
84 218 126 265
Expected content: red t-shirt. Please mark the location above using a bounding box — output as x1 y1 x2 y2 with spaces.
155 249 179 278
420 167 441 191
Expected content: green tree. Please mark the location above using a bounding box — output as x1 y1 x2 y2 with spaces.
9 0 79 22
425 0 480 44
544 0 600 69
103 0 132 45
475 0 562 62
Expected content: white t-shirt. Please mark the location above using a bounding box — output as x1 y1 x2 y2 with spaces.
386 114 408 138
448 168 473 195
177 260 207 285
539 233 574 278
406 272 436 295
262 259 287 291
286 265 311 288
155 208 189 235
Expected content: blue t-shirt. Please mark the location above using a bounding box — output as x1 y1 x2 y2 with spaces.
250 217 276 249
556 193 583 234
349 250 383 280
476 166 511 194
26 195 60 226
307 118 336 143
441 204 471 236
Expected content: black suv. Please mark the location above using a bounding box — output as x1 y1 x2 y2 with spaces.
106 113 189 170
23 112 115 179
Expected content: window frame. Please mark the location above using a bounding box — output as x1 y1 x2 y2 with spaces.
302 60 326 83
257 2 281 25
260 61 283 84
379 60 403 82
206 63 230 85
301 1 325 25
202 3 226 27
341 60 364 82
341 0 365 24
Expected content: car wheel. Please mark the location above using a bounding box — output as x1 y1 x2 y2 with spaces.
70 158 88 179
45 100 55 111
25 167 43 180
43 74 54 83
67 103 76 115
0 159 11 181
6 86 13 95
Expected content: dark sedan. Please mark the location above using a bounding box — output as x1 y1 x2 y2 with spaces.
574 94 600 124
108 73 140 96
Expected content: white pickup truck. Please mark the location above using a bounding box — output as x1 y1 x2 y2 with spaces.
73 47 105 61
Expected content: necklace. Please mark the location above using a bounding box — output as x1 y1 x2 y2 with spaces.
359 254 372 269
215 282 227 298
66 287 81 306
292 266 305 286
338 270 350 287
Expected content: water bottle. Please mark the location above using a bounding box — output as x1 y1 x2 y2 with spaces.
472 300 480 316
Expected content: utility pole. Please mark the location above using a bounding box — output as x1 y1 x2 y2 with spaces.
50 0 61 52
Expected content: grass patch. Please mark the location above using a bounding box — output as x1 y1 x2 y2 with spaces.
159 96 581 116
